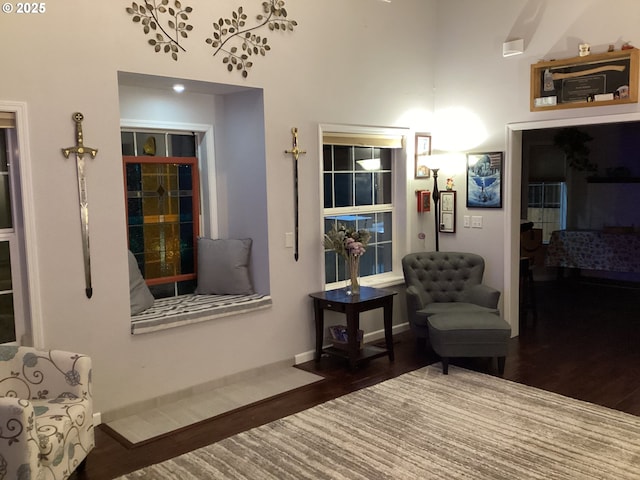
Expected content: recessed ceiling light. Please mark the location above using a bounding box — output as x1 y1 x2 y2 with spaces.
173 84 185 93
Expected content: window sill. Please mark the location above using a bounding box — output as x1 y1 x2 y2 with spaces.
326 273 405 292
361 273 405 289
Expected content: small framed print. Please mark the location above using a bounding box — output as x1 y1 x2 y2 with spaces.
467 152 503 208
414 133 432 179
439 191 456 233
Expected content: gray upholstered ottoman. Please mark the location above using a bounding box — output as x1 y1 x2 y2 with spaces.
427 312 511 375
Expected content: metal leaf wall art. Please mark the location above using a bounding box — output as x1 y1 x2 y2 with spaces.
205 0 298 78
126 0 194 61
125 0 297 77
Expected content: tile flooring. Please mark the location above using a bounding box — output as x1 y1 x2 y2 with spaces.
106 366 324 444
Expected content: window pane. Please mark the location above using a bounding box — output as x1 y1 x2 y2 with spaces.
0 133 7 173
334 173 353 207
136 132 167 157
359 249 375 276
0 132 11 229
169 134 196 157
177 279 197 296
527 182 565 243
325 250 338 283
354 147 373 171
323 173 333 209
374 212 393 242
127 198 143 226
0 175 12 229
375 172 392 204
149 283 175 299
121 131 135 155
0 239 14 342
333 146 352 171
376 243 393 273
379 148 392 170
126 163 142 192
0 241 11 291
323 145 332 171
128 226 144 257
355 173 373 206
0 293 15 343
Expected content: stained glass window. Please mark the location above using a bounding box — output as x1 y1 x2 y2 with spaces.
122 131 199 298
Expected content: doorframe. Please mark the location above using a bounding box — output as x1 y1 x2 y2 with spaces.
505 111 640 337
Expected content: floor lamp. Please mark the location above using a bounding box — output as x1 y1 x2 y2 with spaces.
431 168 440 252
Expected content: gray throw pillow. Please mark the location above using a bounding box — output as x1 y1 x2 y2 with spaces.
128 250 155 315
195 237 254 295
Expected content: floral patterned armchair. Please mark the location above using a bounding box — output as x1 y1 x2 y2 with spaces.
0 346 94 479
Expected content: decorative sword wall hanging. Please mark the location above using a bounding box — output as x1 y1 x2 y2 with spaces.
284 127 306 261
62 112 98 298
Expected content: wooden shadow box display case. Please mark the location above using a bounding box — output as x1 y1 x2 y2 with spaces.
531 48 639 111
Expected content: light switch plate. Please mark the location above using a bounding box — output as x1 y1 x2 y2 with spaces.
285 232 294 248
463 215 470 228
471 216 483 228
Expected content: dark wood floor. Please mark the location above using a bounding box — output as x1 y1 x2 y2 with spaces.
76 278 640 479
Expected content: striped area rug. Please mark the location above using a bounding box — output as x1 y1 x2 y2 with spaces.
116 364 640 479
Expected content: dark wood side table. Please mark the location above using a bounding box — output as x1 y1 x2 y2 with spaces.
309 286 397 370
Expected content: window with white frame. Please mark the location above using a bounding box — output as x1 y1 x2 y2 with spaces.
0 112 27 344
527 181 566 243
322 131 404 287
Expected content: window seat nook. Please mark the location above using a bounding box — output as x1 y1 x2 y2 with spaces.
131 293 272 335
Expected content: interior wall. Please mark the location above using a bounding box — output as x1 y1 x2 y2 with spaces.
218 90 271 293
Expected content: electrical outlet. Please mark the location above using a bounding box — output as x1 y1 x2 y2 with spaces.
463 215 470 228
471 216 483 228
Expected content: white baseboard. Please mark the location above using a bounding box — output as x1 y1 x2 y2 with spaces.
294 322 410 365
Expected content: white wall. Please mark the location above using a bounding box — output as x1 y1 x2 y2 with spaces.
0 0 437 415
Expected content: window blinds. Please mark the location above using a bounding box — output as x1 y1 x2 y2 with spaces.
322 132 403 148
0 112 15 129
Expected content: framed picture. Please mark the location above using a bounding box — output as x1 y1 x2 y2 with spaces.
439 191 456 233
466 152 503 208
414 133 432 179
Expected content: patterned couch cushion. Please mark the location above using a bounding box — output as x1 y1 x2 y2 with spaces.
131 293 272 334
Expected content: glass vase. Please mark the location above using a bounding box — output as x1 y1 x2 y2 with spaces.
345 254 361 295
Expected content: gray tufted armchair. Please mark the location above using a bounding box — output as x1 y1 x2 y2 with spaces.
402 252 501 346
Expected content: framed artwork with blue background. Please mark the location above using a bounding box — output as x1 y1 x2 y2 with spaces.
466 152 503 208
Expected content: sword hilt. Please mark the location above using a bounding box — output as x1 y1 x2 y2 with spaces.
62 112 98 159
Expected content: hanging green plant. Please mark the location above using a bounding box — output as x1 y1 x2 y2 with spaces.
205 1 298 78
126 0 194 61
553 127 598 173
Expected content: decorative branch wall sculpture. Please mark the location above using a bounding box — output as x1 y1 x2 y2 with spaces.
205 1 298 78
125 0 298 76
126 0 194 61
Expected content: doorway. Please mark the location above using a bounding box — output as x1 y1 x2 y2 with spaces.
506 111 640 336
